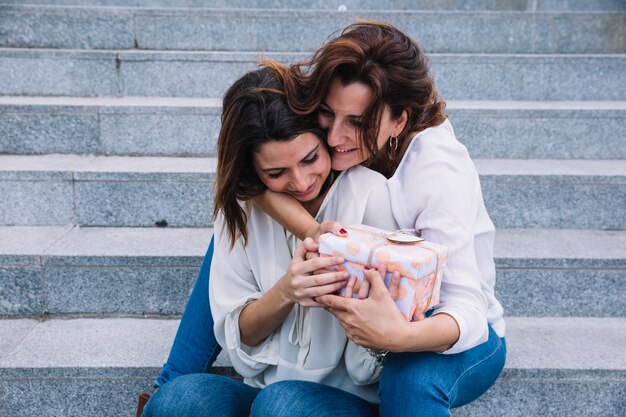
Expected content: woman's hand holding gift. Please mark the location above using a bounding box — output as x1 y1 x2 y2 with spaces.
316 266 411 351
305 220 348 243
277 237 350 308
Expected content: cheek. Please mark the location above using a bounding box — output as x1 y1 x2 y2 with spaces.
262 177 288 193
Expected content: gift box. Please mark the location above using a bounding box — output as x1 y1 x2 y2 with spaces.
318 224 448 321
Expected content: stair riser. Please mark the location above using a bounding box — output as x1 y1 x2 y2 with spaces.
2 7 625 54
2 172 624 228
0 173 214 227
1 51 624 100
1 0 625 12
2 105 624 159
0 368 624 417
2 260 623 316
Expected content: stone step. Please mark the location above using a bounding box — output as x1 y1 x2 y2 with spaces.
0 316 624 416
2 6 625 53
1 155 625 229
1 49 624 100
2 97 625 160
0 226 624 316
2 0 625 12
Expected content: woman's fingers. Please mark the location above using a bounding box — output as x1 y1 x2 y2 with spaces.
357 278 370 299
343 275 357 298
319 220 348 237
388 271 401 300
299 254 345 275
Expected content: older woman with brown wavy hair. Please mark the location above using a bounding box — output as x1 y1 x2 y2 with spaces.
257 21 506 416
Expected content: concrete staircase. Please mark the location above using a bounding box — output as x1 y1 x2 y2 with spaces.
0 1 624 416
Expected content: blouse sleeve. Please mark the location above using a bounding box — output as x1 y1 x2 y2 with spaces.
209 214 280 377
392 130 491 354
344 341 383 385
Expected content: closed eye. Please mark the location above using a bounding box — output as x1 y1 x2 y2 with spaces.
302 153 319 165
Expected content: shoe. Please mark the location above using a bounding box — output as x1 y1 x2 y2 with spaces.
136 391 151 417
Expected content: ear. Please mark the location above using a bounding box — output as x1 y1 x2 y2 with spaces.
392 110 409 137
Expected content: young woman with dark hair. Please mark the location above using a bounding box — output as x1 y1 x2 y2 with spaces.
142 67 398 416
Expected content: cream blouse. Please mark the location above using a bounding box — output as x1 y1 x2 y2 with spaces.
210 165 398 403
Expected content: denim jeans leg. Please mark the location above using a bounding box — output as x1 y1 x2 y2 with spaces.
154 235 222 388
379 325 506 417
250 380 378 417
143 373 260 417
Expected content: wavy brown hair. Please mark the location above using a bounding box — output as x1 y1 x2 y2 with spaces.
213 67 327 247
267 20 446 176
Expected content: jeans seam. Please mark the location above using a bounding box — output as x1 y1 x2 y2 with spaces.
445 336 505 403
202 342 221 372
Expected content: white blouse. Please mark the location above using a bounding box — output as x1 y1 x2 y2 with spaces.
210 166 398 403
388 119 505 354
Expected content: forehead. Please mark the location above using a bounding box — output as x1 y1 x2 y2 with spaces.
254 132 321 166
325 78 373 113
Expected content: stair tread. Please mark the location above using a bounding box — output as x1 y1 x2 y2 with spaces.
0 226 624 264
0 317 624 371
3 95 626 111
1 154 625 177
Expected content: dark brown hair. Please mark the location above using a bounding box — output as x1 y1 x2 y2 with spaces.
274 20 447 176
213 67 326 247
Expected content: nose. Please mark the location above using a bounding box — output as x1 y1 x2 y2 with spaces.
291 169 309 192
326 120 344 148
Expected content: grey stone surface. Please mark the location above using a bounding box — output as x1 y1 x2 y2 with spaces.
0 49 119 97
2 49 624 100
0 6 135 49
481 175 626 229
2 98 624 159
455 370 626 417
0 267 44 315
74 177 214 226
44 264 201 314
0 318 179 367
2 7 625 53
44 226 211 257
0 180 74 226
99 107 220 156
450 107 626 159
494 229 626 264
0 0 623 11
497 268 625 317
0 107 99 154
0 319 37 359
504 317 626 369
117 52 626 100
0 318 624 417
3 226 622 316
0 225 74 257
134 10 626 53
431 54 626 101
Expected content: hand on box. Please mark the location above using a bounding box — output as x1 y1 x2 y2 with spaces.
316 265 410 351
305 220 348 242
278 237 350 308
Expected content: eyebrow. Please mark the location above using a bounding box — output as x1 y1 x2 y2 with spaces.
260 143 320 173
320 102 362 119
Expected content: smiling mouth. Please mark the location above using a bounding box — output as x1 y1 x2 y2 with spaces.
334 147 357 153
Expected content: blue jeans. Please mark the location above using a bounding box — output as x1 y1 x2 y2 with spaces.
144 374 377 417
379 325 506 417
154 236 222 388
